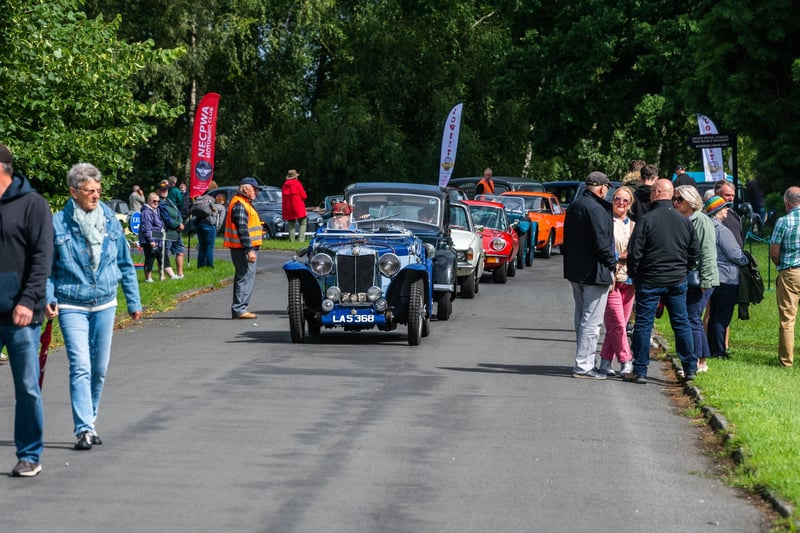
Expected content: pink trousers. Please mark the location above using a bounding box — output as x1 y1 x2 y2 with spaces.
599 283 635 363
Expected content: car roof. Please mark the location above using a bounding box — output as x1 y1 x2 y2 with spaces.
463 199 506 209
209 185 281 193
501 191 558 199
345 182 448 199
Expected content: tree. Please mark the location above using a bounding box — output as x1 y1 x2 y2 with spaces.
0 0 182 203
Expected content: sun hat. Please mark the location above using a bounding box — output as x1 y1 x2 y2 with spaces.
703 195 731 216
286 169 300 179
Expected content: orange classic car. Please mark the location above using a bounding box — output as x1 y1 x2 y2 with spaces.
500 191 565 258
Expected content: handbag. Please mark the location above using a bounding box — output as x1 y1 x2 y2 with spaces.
687 269 701 288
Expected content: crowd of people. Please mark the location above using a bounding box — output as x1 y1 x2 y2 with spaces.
563 162 760 384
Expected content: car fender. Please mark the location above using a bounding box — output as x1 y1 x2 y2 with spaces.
433 248 457 292
386 265 432 318
283 261 323 308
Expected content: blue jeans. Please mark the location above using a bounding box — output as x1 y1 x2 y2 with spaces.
0 323 44 463
230 248 257 316
687 287 714 359
59 306 116 436
195 222 217 268
632 281 695 377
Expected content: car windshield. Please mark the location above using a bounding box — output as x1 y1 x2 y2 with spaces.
349 193 442 226
255 189 281 203
468 205 506 230
449 204 472 230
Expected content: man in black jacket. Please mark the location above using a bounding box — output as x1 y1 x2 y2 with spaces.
629 163 659 222
626 178 699 384
0 143 54 477
563 171 616 379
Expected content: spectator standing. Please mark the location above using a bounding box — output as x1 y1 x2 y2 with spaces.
770 187 800 367
747 177 766 220
629 163 659 222
673 165 697 188
157 180 185 278
704 195 748 360
282 169 308 242
598 185 636 376
563 171 616 379
45 163 142 451
625 178 699 383
475 168 495 196
674 185 719 374
224 177 263 319
715 180 744 247
128 185 145 212
194 190 222 268
139 192 176 281
167 176 188 218
0 143 53 477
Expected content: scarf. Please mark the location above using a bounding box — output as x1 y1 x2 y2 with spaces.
71 199 106 271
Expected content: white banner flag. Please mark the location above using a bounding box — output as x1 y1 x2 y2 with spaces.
696 114 725 182
438 103 463 188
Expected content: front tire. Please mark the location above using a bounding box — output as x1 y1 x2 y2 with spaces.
525 234 534 266
492 263 508 284
516 234 526 269
460 271 476 299
436 291 452 321
541 231 554 259
288 277 305 343
507 254 517 277
408 279 424 346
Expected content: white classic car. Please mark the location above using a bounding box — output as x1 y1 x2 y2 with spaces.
449 201 485 298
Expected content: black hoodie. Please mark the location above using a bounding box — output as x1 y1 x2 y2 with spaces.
0 171 54 324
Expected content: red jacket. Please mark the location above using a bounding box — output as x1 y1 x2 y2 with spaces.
281 178 307 220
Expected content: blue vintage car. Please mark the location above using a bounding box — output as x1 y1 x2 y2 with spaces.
283 183 458 345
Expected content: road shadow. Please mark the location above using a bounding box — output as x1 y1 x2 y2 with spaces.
438 363 677 385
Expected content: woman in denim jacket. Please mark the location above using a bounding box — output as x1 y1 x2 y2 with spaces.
46 163 142 451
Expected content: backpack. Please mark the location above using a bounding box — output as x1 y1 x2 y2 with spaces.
191 195 216 219
160 199 183 230
737 250 765 320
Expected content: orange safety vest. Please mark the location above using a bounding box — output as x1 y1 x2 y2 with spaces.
224 194 263 249
476 177 494 194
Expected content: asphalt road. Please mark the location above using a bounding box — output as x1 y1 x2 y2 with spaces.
0 250 771 532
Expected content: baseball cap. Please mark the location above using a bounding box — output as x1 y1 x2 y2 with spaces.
585 171 610 186
239 177 264 189
156 179 170 190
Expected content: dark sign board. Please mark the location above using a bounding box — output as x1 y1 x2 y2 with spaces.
687 133 735 149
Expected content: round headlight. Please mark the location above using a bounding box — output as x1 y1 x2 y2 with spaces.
321 299 334 312
310 253 333 275
326 286 341 301
367 286 382 301
375 299 388 312
491 237 507 252
379 253 401 277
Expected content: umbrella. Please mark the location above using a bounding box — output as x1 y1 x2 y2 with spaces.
38 320 53 389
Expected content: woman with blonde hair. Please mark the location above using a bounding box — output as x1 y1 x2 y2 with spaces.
598 185 636 376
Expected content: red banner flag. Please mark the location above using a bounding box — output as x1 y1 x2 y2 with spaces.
189 92 220 198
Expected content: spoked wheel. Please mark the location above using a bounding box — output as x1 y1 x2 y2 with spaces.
288 277 305 343
408 279 424 346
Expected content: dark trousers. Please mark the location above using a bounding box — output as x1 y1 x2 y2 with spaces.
707 283 738 357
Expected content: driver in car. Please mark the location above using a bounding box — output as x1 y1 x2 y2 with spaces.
330 201 353 229
419 206 436 224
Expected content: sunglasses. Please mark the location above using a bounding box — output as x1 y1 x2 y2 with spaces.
672 197 684 204
612 197 630 204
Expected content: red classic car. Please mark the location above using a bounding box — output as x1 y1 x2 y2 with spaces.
500 191 565 258
464 199 520 284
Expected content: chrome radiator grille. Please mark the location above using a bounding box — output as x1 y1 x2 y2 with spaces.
336 252 376 294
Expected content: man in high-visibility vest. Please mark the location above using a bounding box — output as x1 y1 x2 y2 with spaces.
475 167 495 197
224 177 264 319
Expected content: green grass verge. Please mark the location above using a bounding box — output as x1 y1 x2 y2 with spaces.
655 241 800 519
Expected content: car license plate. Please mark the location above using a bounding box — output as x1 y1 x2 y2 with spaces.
322 308 386 326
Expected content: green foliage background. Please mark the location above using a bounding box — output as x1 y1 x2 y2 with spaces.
1 0 799 206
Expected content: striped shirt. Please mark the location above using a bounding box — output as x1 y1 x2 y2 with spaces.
771 205 800 270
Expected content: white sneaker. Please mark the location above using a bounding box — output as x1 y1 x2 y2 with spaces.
619 361 633 375
598 359 616 377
